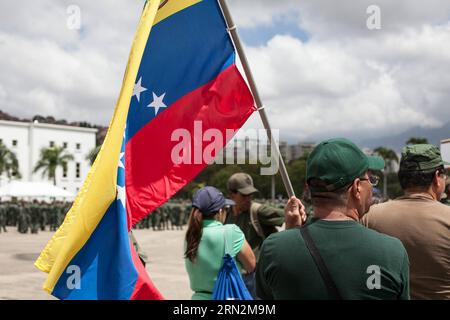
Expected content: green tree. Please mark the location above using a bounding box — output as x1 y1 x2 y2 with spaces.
33 146 74 185
286 155 309 198
374 147 399 199
0 141 21 179
86 145 101 165
174 152 309 201
406 137 429 145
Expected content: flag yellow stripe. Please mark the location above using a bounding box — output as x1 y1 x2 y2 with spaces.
34 0 161 294
154 0 202 26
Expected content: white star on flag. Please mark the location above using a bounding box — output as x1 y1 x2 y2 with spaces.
147 92 167 115
118 152 125 169
117 185 126 208
132 77 147 103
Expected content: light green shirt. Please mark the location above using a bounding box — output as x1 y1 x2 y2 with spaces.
185 220 244 300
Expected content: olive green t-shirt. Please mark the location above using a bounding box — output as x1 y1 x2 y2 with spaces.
256 219 410 300
185 220 244 300
225 203 284 259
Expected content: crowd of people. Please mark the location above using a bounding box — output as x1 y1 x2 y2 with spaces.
0 199 192 234
133 201 190 231
1 138 449 300
183 139 450 300
0 197 285 236
0 200 71 234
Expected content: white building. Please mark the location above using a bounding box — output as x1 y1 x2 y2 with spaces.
289 142 315 161
0 120 97 194
215 138 303 164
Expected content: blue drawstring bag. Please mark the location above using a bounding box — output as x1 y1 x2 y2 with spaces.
211 227 253 300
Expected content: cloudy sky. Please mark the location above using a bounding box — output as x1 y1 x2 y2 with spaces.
1 0 450 143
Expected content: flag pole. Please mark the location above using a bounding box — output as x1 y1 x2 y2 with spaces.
217 0 295 198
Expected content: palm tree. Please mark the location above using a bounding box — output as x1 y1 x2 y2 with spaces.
86 145 101 165
406 137 428 145
33 146 74 185
374 147 399 199
0 141 21 179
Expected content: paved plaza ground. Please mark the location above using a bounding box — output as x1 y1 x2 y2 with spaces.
0 227 192 300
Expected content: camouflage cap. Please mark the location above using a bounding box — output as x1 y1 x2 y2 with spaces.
400 144 450 172
227 173 259 195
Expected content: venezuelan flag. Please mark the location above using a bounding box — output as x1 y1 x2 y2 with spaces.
35 0 255 300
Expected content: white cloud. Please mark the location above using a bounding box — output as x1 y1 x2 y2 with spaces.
239 21 450 140
0 0 142 124
227 0 299 28
228 0 450 38
296 0 450 39
0 0 449 143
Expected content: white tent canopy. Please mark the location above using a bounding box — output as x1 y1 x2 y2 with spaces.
0 181 75 200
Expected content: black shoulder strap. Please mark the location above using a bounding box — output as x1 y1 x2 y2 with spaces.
300 226 342 300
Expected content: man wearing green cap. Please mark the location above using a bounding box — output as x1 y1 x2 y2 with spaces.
256 138 409 300
224 173 286 258
224 172 287 298
362 144 450 299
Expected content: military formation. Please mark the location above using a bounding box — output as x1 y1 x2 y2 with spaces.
0 200 71 234
134 200 193 231
0 199 192 234
3 184 446 235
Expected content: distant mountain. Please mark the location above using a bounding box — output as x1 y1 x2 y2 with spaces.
358 122 450 152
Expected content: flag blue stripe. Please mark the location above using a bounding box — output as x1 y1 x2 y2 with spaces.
52 135 132 300
126 0 235 143
51 200 137 300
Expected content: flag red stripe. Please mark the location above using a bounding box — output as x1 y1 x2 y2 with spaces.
125 64 255 226
129 240 164 300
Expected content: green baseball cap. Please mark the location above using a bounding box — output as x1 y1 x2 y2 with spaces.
400 144 450 172
307 138 385 192
227 173 259 195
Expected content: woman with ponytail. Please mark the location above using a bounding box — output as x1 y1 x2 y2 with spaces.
184 186 256 300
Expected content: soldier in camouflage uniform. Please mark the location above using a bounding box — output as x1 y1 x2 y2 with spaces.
29 200 40 234
145 214 151 229
48 202 57 231
160 204 169 230
56 201 67 229
176 204 185 230
224 173 287 297
168 203 176 230
3 201 10 228
17 201 30 234
151 207 158 231
225 173 285 259
49 202 56 230
7 201 20 227
39 201 48 231
0 202 7 233
155 206 163 231
183 202 191 226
